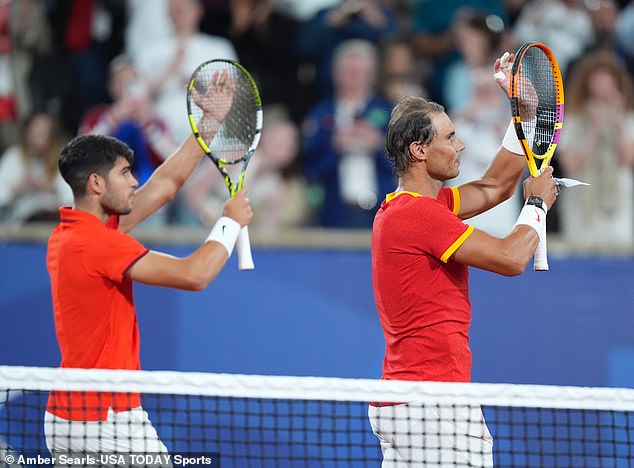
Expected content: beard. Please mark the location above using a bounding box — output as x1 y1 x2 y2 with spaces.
101 190 133 216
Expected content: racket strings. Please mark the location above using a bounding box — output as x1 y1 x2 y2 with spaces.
189 62 261 164
518 48 559 158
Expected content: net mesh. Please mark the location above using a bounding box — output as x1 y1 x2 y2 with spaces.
2 366 634 467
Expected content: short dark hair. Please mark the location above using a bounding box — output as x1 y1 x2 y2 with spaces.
58 134 134 198
385 96 444 176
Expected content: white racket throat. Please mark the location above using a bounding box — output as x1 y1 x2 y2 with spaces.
237 226 254 270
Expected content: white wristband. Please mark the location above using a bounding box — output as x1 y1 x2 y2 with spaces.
502 120 523 155
513 203 547 238
205 216 241 257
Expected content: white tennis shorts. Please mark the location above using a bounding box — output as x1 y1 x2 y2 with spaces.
44 406 171 467
368 403 493 467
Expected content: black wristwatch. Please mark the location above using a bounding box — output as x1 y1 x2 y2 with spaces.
525 196 545 210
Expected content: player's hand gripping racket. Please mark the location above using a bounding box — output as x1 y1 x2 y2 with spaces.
187 59 263 270
509 42 564 271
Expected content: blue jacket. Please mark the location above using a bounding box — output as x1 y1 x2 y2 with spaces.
301 96 395 228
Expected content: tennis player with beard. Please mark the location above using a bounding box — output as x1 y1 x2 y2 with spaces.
368 53 558 466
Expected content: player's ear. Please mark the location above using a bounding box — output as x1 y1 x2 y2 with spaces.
87 172 106 195
408 140 427 162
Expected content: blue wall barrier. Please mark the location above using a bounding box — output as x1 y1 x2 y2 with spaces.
1 242 633 388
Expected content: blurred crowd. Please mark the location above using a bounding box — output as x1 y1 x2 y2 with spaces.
1 0 633 247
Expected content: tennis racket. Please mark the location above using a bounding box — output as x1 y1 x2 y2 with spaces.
509 42 564 271
187 59 263 270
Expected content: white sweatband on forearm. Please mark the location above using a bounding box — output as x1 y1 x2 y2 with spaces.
205 216 241 257
502 120 536 156
513 202 547 238
502 120 523 155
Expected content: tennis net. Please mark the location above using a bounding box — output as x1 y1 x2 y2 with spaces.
1 365 634 467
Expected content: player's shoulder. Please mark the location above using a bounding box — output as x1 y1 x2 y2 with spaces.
384 188 453 208
379 188 456 222
436 186 456 208
378 192 437 219
59 212 126 240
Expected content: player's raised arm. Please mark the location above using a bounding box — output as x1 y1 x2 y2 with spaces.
454 51 528 221
455 148 526 221
118 68 236 233
460 44 565 271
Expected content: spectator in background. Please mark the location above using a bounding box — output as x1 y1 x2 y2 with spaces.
512 0 594 77
135 0 238 143
410 0 507 107
378 0 416 32
557 51 634 245
447 69 521 237
124 0 173 63
301 39 394 229
565 0 626 76
443 9 507 112
377 35 426 105
296 0 399 102
184 109 306 235
199 0 304 124
442 10 522 236
79 55 178 186
588 0 621 51
46 0 127 135
133 0 238 224
0 0 53 153
0 111 72 223
504 0 531 27
240 111 307 235
561 3 634 234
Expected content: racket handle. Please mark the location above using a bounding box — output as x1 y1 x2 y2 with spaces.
533 220 549 271
237 226 254 271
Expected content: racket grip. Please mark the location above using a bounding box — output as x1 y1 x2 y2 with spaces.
237 226 255 271
533 220 549 271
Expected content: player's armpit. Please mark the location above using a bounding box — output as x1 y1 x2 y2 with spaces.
451 226 539 277
456 149 525 220
127 246 228 291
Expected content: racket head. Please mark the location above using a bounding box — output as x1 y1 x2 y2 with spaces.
510 42 564 177
186 59 263 190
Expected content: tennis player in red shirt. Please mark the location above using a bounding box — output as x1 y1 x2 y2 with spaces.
44 72 252 457
368 55 559 466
